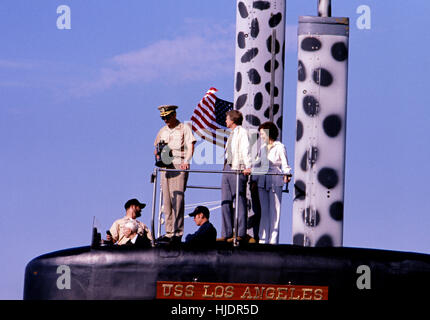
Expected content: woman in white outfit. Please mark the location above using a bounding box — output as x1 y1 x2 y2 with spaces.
254 122 292 244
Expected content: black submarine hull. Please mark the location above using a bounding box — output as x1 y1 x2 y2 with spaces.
24 243 430 301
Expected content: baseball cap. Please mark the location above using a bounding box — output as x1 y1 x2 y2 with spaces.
189 206 210 219
124 198 146 217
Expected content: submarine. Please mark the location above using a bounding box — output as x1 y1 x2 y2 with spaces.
24 238 430 301
23 0 430 303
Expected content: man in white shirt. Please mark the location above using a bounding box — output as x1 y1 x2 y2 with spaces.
220 110 252 242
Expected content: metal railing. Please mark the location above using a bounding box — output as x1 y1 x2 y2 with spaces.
150 167 290 247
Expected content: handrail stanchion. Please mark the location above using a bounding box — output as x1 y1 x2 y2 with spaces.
151 167 158 247
234 169 240 247
157 187 163 239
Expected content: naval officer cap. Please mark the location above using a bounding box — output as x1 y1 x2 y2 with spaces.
158 105 178 117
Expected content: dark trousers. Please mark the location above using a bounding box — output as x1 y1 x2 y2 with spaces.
221 164 248 238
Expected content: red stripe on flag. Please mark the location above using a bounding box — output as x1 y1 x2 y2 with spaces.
196 103 216 122
192 110 220 131
191 116 206 131
193 126 226 148
202 99 215 113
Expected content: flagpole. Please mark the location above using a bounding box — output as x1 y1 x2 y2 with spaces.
150 168 158 247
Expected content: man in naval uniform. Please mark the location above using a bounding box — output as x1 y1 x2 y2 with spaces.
154 105 196 243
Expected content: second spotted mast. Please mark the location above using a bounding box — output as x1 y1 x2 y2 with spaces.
292 0 349 247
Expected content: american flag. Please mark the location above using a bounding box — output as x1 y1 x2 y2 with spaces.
191 87 233 147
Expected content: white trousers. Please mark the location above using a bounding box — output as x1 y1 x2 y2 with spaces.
258 186 283 244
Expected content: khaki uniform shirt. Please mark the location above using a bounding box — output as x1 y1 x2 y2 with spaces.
154 121 196 165
109 216 153 245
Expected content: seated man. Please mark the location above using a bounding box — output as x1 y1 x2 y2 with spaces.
107 198 153 245
185 206 217 246
122 220 151 248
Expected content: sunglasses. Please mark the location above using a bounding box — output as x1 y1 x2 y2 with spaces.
161 113 173 120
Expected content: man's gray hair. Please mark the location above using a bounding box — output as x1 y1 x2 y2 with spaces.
124 220 138 233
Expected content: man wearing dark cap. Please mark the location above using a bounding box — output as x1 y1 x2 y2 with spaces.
185 206 217 245
107 198 153 245
154 105 196 243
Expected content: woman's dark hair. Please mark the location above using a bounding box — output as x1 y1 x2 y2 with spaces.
258 121 279 141
226 110 243 125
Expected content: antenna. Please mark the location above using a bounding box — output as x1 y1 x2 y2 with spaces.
318 0 332 17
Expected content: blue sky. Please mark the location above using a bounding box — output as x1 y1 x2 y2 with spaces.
1 0 429 299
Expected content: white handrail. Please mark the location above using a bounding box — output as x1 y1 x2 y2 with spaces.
151 167 291 247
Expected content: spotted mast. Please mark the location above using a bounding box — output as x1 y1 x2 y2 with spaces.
292 1 349 246
233 0 286 138
233 0 287 239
